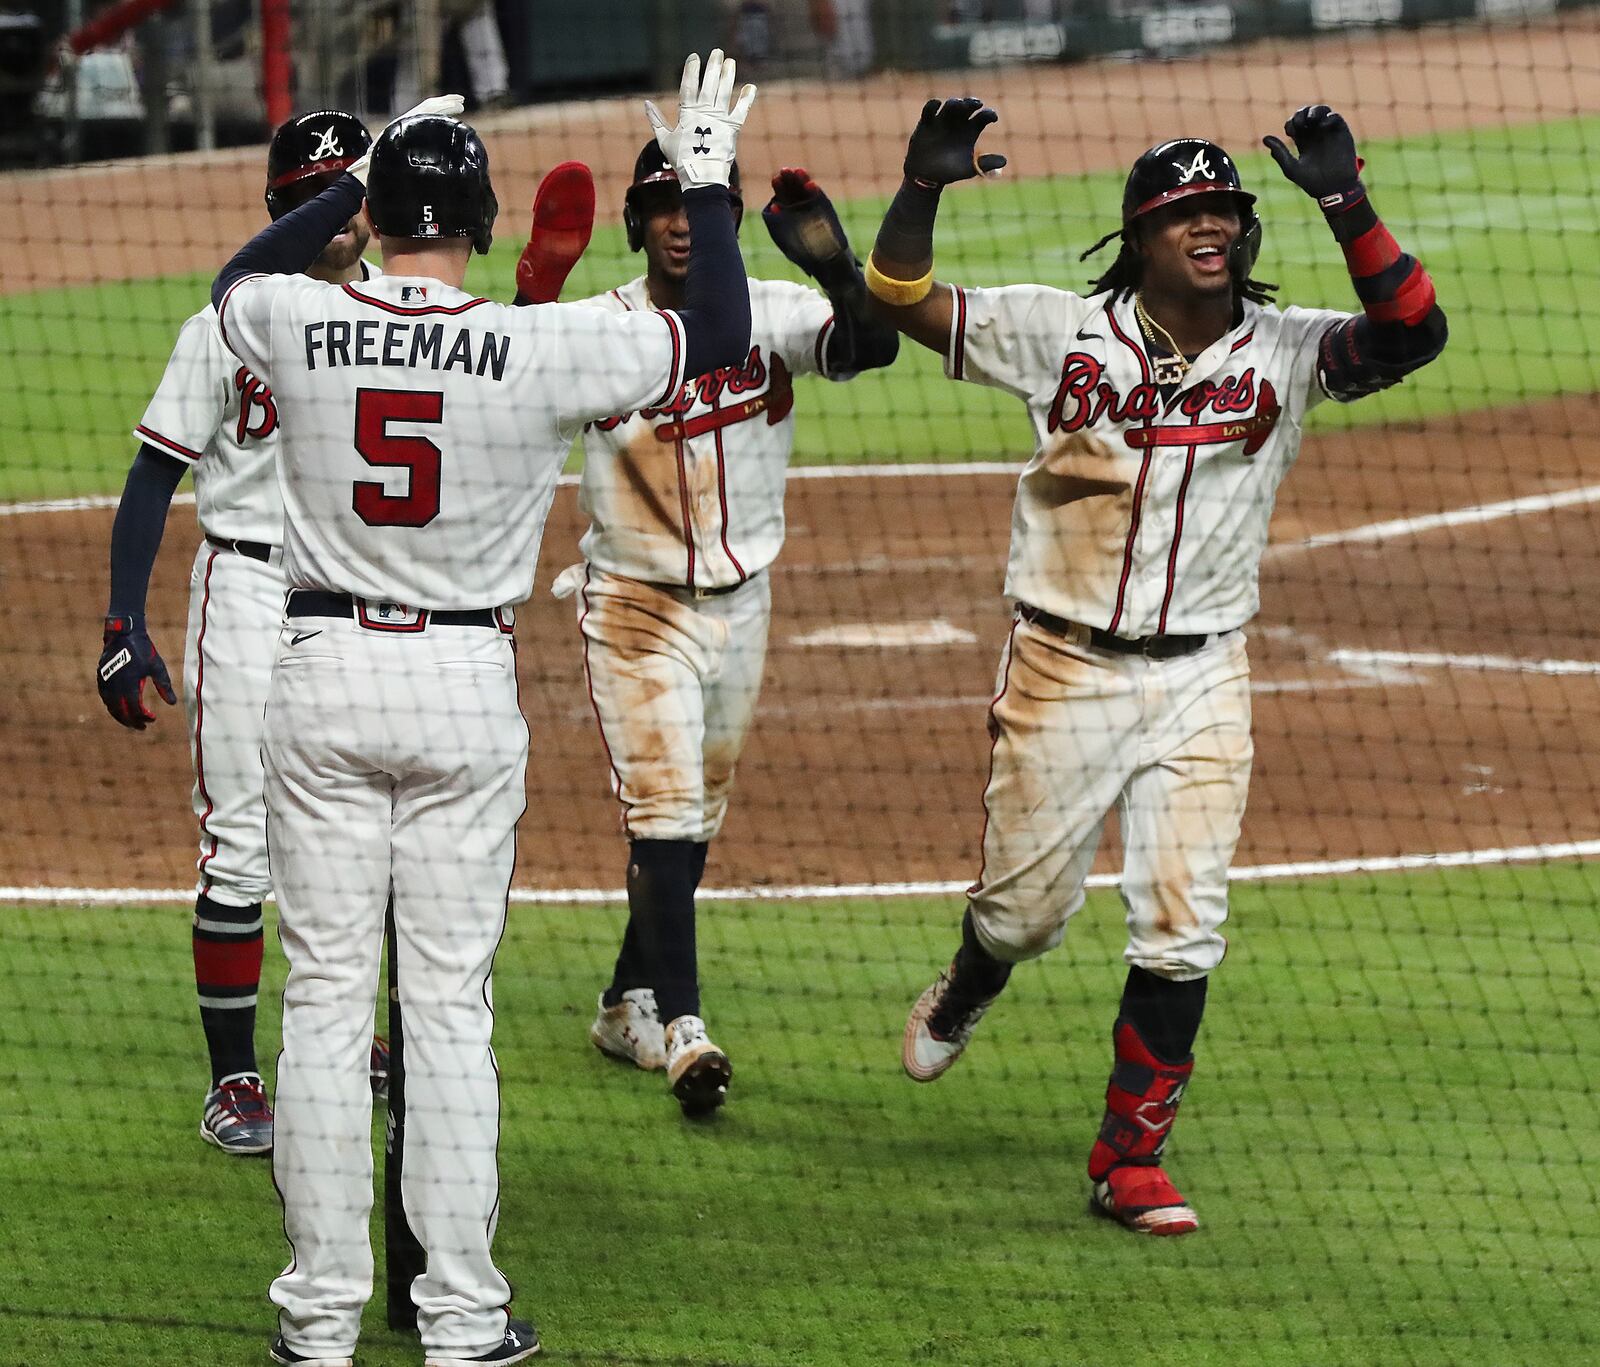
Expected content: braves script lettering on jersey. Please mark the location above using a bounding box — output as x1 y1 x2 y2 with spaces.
215 268 687 1353
949 285 1348 639
576 275 835 591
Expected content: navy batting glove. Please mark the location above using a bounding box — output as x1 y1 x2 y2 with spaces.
1263 105 1366 214
903 97 1007 189
762 167 854 286
98 614 177 730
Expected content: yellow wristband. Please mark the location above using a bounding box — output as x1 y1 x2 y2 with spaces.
865 256 934 307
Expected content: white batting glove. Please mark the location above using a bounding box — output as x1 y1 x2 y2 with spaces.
645 51 756 190
348 94 467 186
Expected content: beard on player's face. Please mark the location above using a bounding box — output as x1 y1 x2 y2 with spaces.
316 214 371 273
1135 196 1240 301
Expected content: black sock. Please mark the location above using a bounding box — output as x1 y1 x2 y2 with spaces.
193 894 264 1085
951 908 1013 1002
690 841 709 889
602 841 710 1010
1119 965 1208 1063
610 839 701 1025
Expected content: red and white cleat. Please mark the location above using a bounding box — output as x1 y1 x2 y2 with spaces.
1091 1162 1199 1236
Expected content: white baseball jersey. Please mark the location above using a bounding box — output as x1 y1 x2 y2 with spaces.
947 285 1350 637
135 264 380 545
576 275 836 589
216 271 691 609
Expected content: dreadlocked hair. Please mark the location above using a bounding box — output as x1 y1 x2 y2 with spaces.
1080 233 1279 306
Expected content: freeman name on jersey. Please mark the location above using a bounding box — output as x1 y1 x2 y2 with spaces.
303 318 510 379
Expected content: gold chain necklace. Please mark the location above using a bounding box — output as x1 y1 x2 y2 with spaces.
1134 293 1191 387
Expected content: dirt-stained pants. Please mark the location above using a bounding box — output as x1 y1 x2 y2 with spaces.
967 615 1253 981
559 565 770 844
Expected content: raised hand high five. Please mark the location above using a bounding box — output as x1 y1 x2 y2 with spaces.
645 50 757 191
903 97 1007 189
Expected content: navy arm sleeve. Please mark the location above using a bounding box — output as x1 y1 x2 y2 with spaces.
678 186 752 378
212 174 365 309
818 261 900 377
107 444 189 619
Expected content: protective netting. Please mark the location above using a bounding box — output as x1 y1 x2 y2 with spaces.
2 5 1598 1365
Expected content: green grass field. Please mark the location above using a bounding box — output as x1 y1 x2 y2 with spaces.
5 117 1600 501
4 863 1596 1365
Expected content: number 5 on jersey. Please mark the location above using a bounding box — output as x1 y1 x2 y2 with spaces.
353 387 444 527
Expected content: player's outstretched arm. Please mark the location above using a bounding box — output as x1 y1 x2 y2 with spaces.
211 95 465 310
867 97 1007 355
647 50 757 375
97 444 184 729
513 161 595 306
762 167 899 375
1265 105 1448 400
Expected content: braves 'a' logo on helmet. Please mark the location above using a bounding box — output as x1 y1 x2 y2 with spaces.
1172 148 1213 184
309 127 344 162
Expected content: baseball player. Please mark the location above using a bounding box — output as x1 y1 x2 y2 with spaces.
208 54 755 1365
530 146 898 1117
869 102 1447 1233
96 110 385 1157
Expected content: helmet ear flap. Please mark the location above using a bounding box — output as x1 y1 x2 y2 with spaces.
623 197 644 252
1229 210 1262 283
474 184 499 255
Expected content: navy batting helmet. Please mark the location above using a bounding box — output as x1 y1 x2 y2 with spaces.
1122 138 1261 279
365 115 498 255
623 140 742 252
265 109 373 220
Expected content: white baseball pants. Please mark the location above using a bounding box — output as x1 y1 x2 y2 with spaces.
263 611 526 1360
561 565 771 844
183 541 282 907
967 615 1254 981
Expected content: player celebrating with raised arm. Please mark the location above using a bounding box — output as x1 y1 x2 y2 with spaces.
95 111 383 1157
870 102 1446 1235
526 147 898 1117
208 55 754 1366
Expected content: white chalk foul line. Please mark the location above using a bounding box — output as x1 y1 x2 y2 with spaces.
6 837 1597 907
1267 482 1600 557
1329 648 1600 677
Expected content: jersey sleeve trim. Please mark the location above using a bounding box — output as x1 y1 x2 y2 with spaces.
814 315 836 379
216 271 267 357
133 423 202 464
947 284 968 380
653 309 686 408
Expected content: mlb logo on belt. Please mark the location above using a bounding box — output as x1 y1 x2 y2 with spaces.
357 600 428 632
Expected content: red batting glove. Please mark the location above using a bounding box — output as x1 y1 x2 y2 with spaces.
514 161 596 305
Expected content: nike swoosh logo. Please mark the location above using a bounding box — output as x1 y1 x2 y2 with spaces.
290 630 322 646
1075 328 1103 342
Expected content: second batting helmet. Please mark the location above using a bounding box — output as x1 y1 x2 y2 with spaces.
265 109 373 220
365 115 498 255
622 140 742 252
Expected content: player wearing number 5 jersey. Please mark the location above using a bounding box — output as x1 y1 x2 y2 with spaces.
870 101 1446 1235
540 144 898 1117
96 110 380 1158
212 57 754 1366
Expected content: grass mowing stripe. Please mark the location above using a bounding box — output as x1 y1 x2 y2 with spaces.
4 117 1600 500
2 862 1595 1365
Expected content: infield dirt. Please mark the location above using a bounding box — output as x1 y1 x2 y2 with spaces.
3 15 1598 895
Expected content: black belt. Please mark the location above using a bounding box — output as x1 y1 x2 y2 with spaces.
207 536 274 563
647 576 751 600
287 589 502 629
1017 602 1210 659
